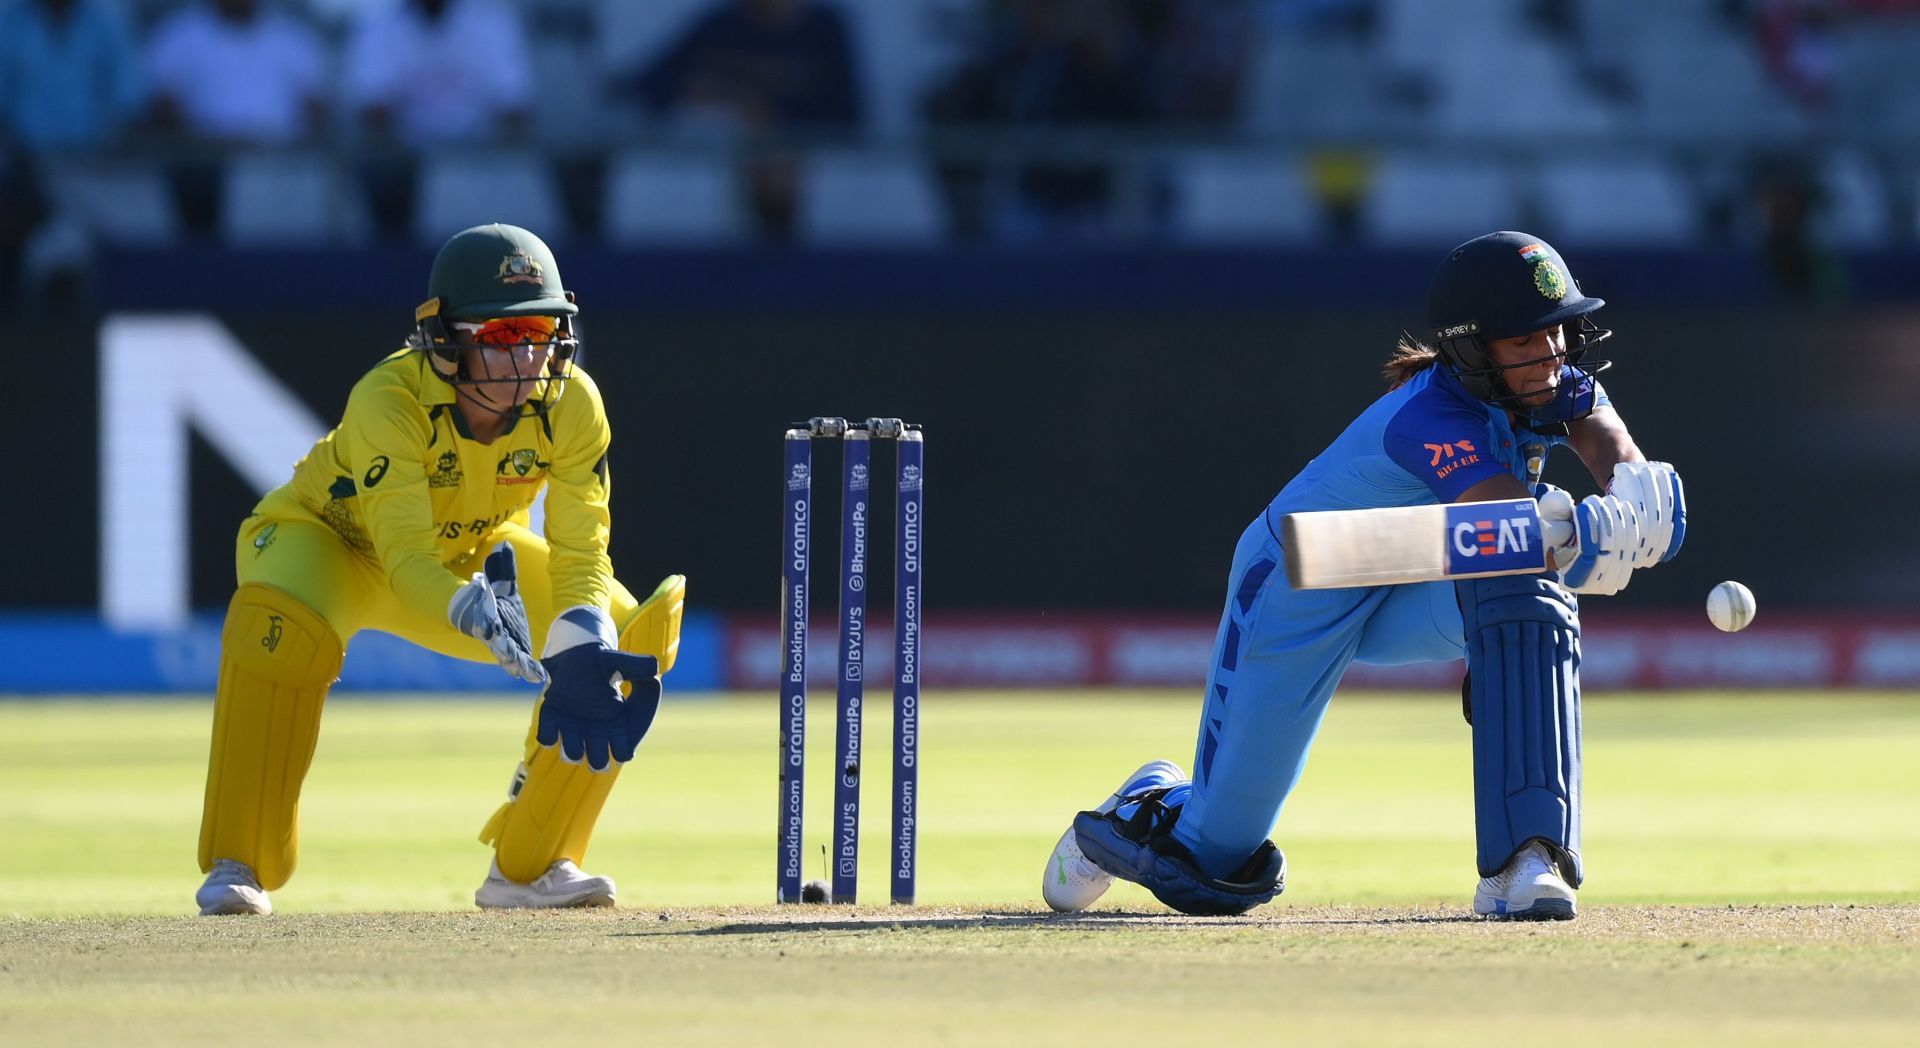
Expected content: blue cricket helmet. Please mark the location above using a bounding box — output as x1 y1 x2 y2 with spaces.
1426 231 1612 420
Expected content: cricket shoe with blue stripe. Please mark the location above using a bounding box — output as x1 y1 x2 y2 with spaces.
475 859 616 909
197 859 271 916
1042 759 1186 912
1473 840 1577 920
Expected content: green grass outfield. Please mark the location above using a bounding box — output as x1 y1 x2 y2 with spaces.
3 691 1916 1044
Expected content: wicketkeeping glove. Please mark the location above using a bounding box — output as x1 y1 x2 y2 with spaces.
537 606 662 772
448 541 546 684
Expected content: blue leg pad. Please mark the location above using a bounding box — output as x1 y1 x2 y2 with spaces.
1072 789 1285 916
1457 574 1585 885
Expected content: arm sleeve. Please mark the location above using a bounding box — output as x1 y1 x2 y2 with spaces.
1381 395 1508 503
340 381 465 619
542 370 616 615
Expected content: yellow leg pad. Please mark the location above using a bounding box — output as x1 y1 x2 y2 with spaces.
198 583 344 892
481 575 686 883
622 574 687 676
479 730 619 884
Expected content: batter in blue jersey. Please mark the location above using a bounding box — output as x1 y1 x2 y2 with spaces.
1046 231 1687 920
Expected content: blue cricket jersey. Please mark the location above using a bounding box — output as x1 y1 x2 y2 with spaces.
1168 360 1611 877
1261 362 1609 533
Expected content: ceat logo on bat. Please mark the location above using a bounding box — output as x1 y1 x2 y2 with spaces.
1443 499 1544 576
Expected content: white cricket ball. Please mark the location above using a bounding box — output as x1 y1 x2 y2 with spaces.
1706 581 1756 632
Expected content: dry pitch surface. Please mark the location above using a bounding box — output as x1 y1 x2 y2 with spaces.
5 903 1915 1046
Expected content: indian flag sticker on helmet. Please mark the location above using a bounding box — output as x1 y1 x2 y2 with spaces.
1517 242 1550 263
1533 259 1567 300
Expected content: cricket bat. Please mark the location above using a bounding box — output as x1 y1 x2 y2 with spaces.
1282 498 1556 589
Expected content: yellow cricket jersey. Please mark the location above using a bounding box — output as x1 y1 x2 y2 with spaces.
252 347 615 624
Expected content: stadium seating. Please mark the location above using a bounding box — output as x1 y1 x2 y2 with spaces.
1534 156 1700 246
594 0 717 74
42 158 181 247
797 151 946 245
1629 27 1809 144
413 151 569 244
602 150 745 245
1817 151 1895 248
40 0 1920 251
1241 35 1412 140
1166 150 1320 245
1427 30 1620 139
527 34 608 147
838 0 973 137
1375 0 1527 79
1832 23 1920 140
220 152 369 247
1361 153 1523 246
1570 0 1717 79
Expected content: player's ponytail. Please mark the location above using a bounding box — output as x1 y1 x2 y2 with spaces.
1381 332 1438 390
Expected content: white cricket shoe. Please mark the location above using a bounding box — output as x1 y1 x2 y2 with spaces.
1473 840 1577 920
475 859 617 909
1042 759 1186 912
197 859 271 916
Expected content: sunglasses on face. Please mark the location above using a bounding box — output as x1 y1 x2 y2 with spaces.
453 316 561 346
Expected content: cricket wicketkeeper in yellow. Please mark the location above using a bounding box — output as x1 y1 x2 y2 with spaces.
196 223 685 915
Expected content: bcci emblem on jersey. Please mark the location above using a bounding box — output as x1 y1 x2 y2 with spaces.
1443 499 1542 577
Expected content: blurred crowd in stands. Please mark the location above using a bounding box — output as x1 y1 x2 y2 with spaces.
5 0 1920 309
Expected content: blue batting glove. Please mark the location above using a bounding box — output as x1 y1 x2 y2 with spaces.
1563 493 1639 596
537 606 661 772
